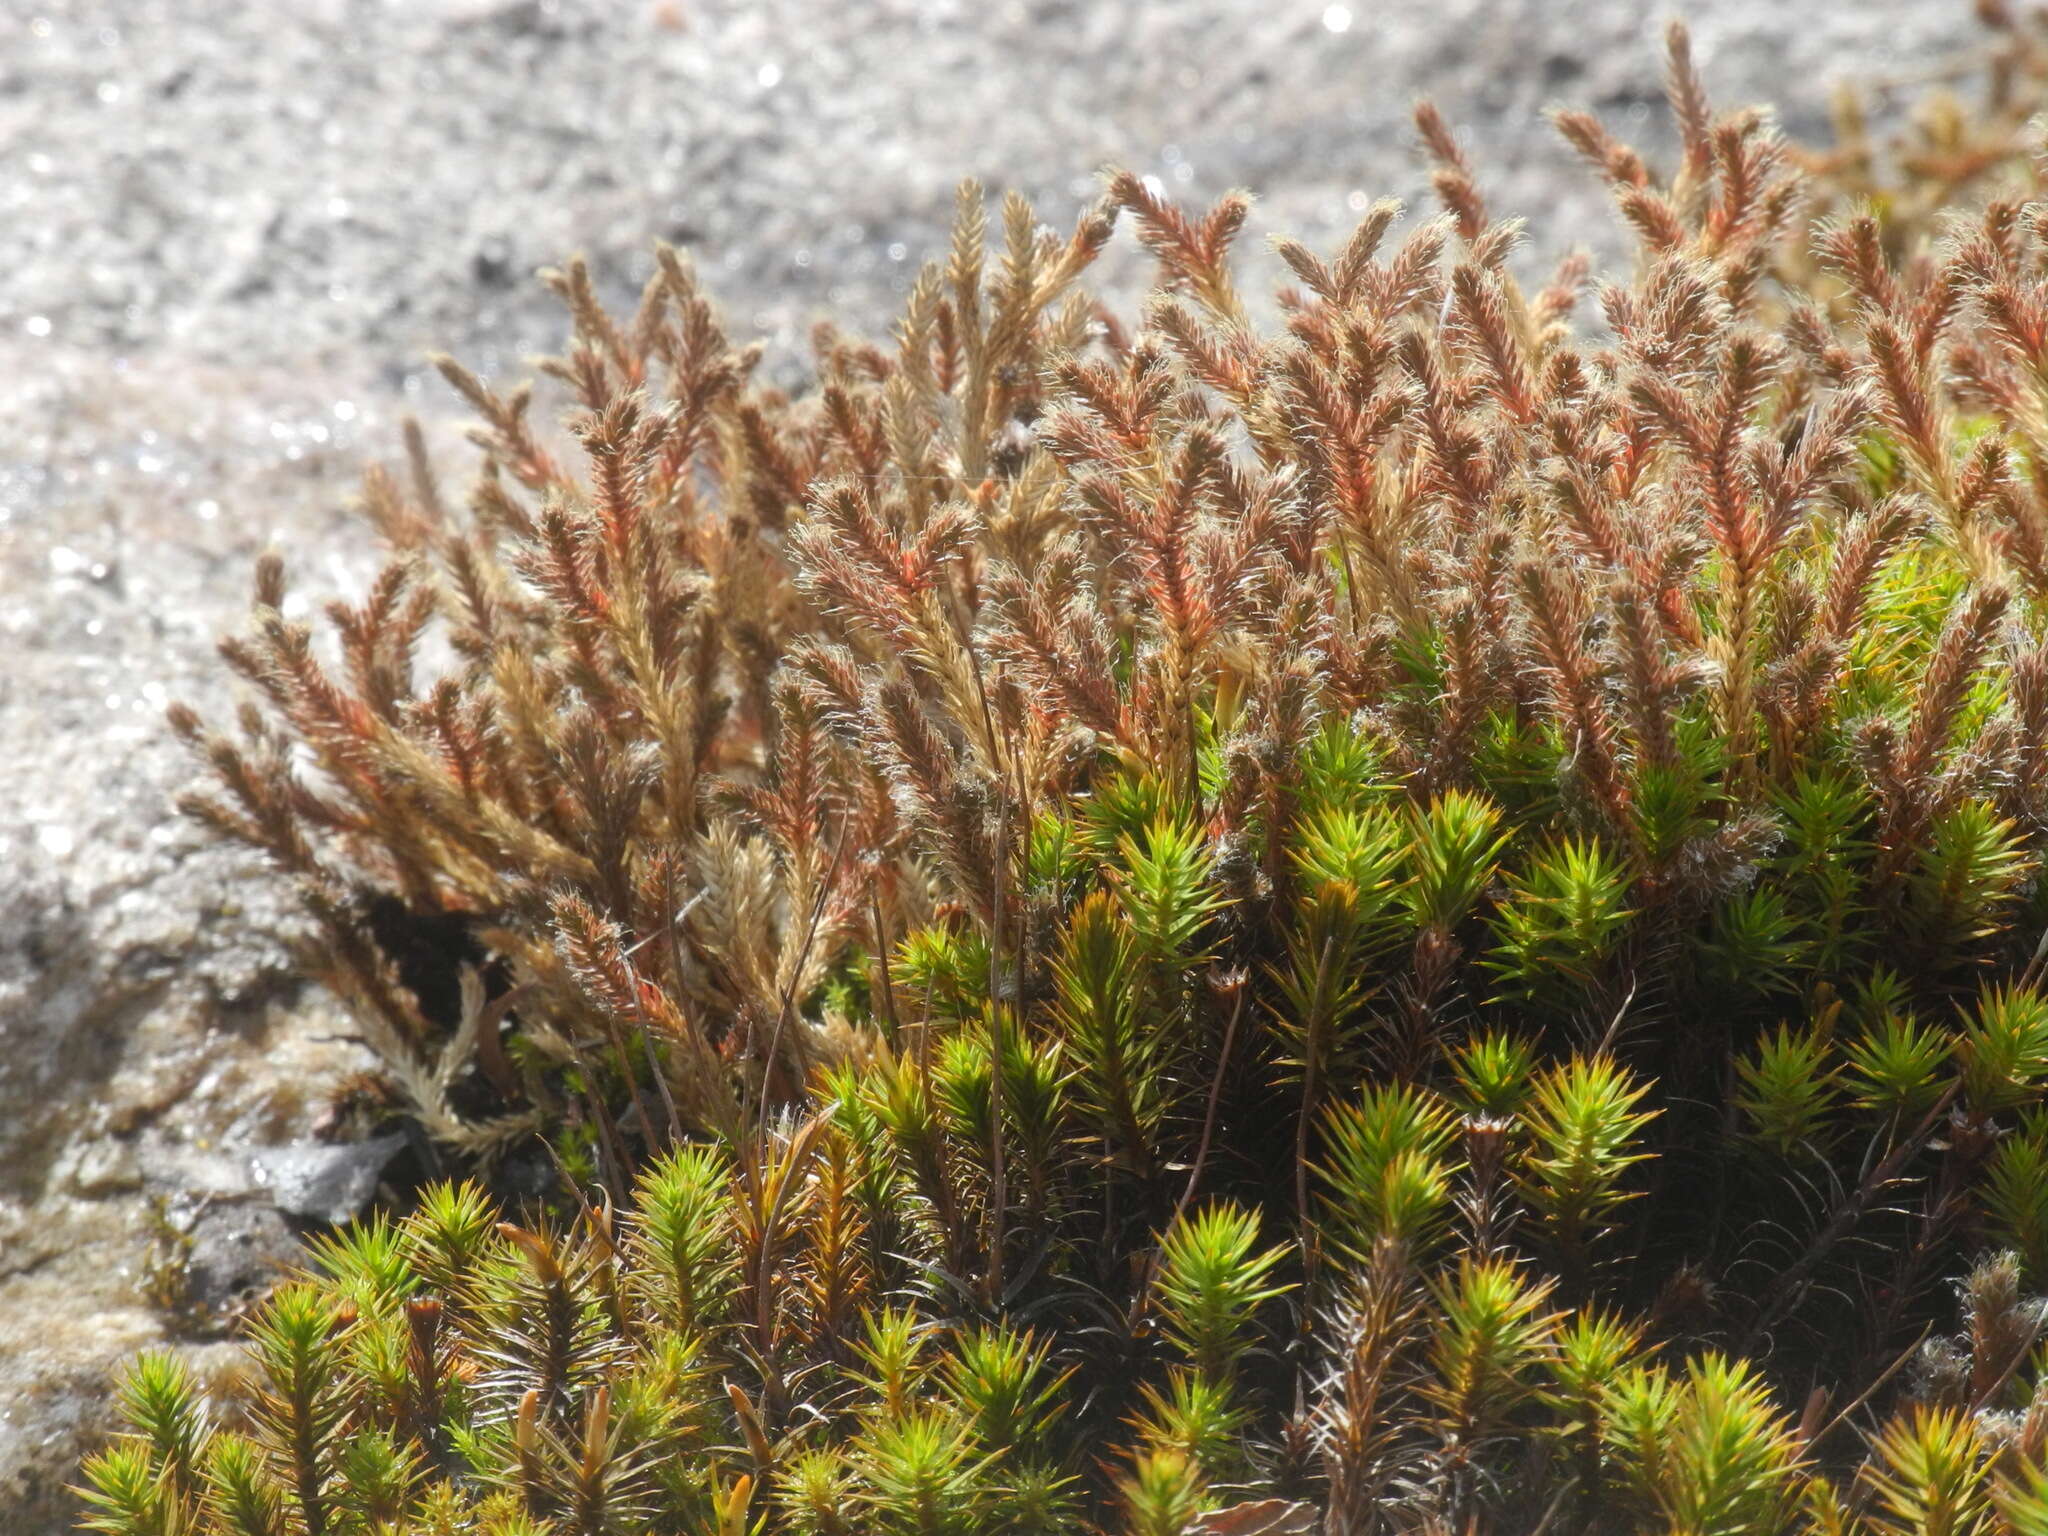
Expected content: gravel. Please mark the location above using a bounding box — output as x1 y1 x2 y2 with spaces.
0 0 1987 1527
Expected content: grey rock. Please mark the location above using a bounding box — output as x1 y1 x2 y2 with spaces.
175 1199 306 1321
255 1133 409 1226
0 1 1990 1531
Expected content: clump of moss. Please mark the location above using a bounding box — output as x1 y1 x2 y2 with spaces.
90 16 2048 1535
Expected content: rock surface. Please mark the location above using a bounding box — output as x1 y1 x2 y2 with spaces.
0 0 1986 1528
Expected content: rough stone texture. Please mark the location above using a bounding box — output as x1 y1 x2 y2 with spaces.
0 0 1987 1528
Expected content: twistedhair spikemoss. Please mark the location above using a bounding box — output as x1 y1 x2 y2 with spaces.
93 12 2048 1535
